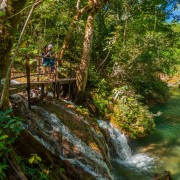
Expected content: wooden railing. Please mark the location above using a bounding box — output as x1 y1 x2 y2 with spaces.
11 55 58 82
9 54 76 109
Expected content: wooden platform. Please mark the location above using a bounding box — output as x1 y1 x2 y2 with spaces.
10 78 76 87
0 78 76 95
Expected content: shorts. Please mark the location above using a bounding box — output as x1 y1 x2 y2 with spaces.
43 59 51 67
50 59 55 67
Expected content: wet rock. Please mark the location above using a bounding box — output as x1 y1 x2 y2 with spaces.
12 95 112 180
153 171 172 180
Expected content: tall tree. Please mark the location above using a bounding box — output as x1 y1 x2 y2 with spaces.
76 0 108 102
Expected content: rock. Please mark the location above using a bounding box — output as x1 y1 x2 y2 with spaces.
12 95 112 180
153 171 172 180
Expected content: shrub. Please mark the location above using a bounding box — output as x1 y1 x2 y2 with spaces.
0 109 24 178
110 86 155 138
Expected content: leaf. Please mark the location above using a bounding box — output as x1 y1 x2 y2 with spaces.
2 125 9 129
4 109 13 115
0 164 8 169
7 119 15 125
0 135 8 140
59 168 65 173
43 168 50 175
6 138 15 144
29 156 35 164
0 11 5 17
0 112 4 115
29 154 41 164
10 124 15 129
36 155 41 162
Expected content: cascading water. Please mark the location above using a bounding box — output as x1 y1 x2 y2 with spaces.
32 106 111 176
98 120 155 172
11 94 157 179
11 94 112 180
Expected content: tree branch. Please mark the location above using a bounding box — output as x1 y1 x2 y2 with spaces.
4 0 43 20
76 0 81 11
97 49 110 70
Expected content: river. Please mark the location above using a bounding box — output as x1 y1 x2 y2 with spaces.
113 87 180 180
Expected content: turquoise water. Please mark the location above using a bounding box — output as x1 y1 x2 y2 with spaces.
113 87 180 179
134 87 180 179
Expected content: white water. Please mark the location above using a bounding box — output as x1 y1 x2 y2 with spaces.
11 94 112 179
31 106 112 179
10 80 19 84
11 94 155 179
98 120 155 172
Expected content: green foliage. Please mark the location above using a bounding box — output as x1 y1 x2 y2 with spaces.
134 75 170 104
0 109 24 178
90 77 110 116
90 82 155 137
0 163 8 180
0 109 23 154
106 20 175 104
22 165 49 180
29 154 42 164
0 11 5 17
76 105 89 115
89 68 155 138
16 153 66 180
28 154 49 178
110 86 155 138
16 154 49 180
0 109 24 139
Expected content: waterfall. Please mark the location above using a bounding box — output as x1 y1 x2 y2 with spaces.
11 94 155 179
98 120 155 172
11 94 112 180
29 106 112 179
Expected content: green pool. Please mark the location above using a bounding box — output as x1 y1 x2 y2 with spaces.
134 87 180 179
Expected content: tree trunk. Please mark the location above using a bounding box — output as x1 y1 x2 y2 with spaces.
75 0 108 102
59 5 90 60
76 11 96 102
0 0 27 110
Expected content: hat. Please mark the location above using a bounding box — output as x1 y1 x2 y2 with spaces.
48 44 53 49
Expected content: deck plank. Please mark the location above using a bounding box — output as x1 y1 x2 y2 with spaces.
0 78 76 95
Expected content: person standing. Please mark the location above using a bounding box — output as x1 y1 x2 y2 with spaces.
44 44 56 81
42 45 48 76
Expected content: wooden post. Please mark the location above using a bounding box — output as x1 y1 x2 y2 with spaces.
40 83 44 101
37 58 40 82
26 55 31 109
68 81 71 99
68 58 72 98
53 82 56 98
56 58 59 79
57 82 60 99
54 57 58 98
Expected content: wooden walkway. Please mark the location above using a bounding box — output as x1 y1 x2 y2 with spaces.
1 54 76 108
9 78 76 95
